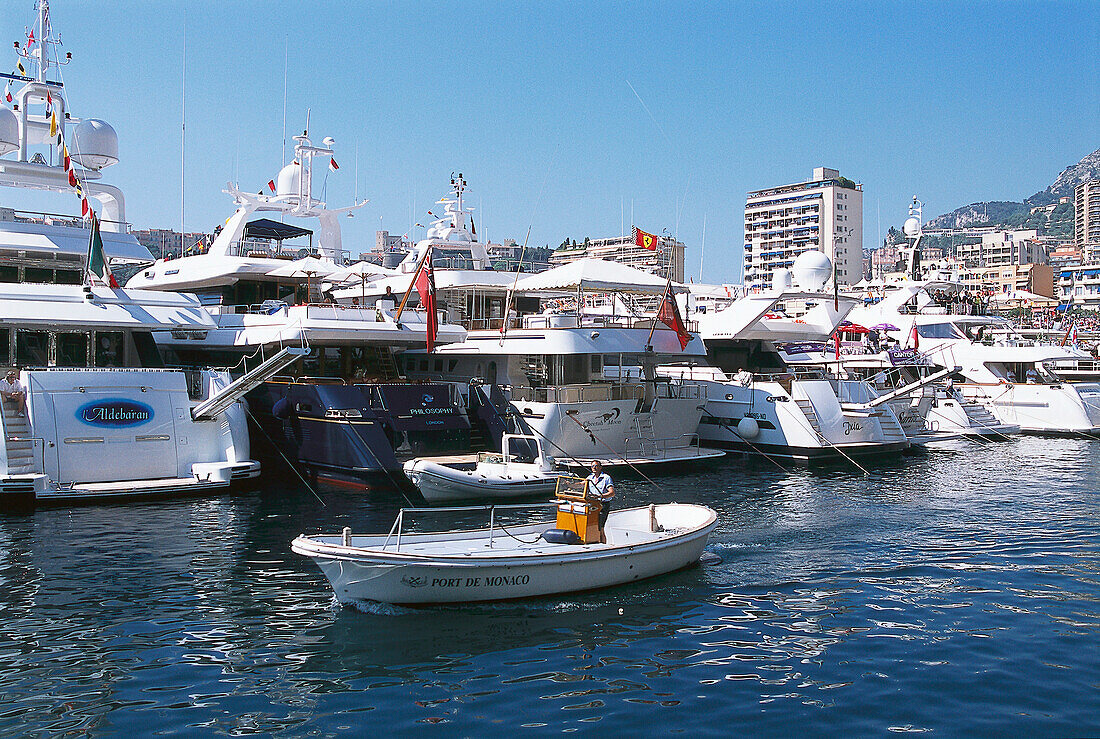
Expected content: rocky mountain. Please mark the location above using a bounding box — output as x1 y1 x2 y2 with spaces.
923 146 1099 231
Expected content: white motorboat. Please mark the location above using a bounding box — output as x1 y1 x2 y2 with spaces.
403 434 567 503
292 501 718 605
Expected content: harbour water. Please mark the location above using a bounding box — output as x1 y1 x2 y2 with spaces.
1 438 1097 735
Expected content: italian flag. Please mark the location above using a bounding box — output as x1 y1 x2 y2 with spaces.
86 212 119 288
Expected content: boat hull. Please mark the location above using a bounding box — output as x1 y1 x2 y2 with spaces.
293 504 717 605
403 459 564 503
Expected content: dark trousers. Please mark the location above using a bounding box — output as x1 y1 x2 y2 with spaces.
598 499 612 529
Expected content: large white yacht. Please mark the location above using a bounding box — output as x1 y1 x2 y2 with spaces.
851 287 1100 434
665 253 910 463
128 138 471 484
850 204 1100 436
0 2 266 506
335 176 722 468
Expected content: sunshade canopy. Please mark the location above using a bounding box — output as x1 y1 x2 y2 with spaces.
513 258 677 295
244 218 313 241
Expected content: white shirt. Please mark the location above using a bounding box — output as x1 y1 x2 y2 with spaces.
585 472 613 499
0 377 23 395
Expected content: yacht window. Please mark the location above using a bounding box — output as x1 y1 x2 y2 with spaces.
916 323 962 339
419 359 429 372
0 328 9 365
56 332 89 367
405 356 416 371
55 269 82 285
94 331 125 367
448 360 458 372
590 355 603 374
0 265 17 283
433 359 444 373
23 267 55 284
132 332 164 368
16 330 49 367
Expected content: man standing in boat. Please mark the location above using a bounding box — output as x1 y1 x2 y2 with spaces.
585 461 615 543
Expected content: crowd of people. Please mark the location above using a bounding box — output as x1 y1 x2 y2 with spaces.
927 289 990 316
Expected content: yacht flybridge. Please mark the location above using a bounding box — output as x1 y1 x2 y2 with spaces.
336 176 722 468
0 2 268 506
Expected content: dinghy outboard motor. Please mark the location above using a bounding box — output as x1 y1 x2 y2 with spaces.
541 528 583 545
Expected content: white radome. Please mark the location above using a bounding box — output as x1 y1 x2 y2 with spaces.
903 216 921 238
276 162 301 196
772 267 793 291
792 250 832 291
70 119 119 169
0 107 17 155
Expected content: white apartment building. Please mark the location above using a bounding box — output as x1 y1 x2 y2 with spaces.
550 234 686 282
956 229 1046 267
1076 180 1100 260
743 167 863 291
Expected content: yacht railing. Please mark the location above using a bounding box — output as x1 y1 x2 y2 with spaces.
378 501 558 552
220 239 351 264
0 208 131 232
510 380 703 404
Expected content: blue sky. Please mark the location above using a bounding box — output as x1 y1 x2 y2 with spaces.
2 1 1098 283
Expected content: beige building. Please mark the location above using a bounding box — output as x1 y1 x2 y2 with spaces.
550 234 685 282
956 230 1045 267
958 263 1054 298
1075 181 1100 260
743 167 863 291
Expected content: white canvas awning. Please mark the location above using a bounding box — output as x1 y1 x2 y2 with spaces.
513 258 678 295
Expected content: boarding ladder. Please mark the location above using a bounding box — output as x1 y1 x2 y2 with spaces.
1 397 41 475
793 399 822 434
191 346 309 421
631 415 659 457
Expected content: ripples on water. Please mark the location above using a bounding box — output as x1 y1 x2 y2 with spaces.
0 437 1097 735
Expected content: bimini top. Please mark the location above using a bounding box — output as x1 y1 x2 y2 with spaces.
243 218 313 241
514 258 679 295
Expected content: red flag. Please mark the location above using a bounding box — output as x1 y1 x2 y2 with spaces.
267 179 276 193
415 255 437 353
657 285 691 350
834 333 841 360
328 157 339 172
910 323 919 350
68 169 77 187
633 226 657 251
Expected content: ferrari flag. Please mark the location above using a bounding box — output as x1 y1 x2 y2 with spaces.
633 226 657 251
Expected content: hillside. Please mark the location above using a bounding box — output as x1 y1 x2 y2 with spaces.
920 146 1098 234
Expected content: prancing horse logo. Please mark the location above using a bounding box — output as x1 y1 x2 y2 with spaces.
598 408 621 423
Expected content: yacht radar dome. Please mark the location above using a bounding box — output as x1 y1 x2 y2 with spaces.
70 119 119 169
903 216 921 238
791 249 832 291
276 161 301 196
0 107 17 156
772 267 793 291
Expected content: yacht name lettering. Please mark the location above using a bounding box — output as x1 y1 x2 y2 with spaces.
843 421 863 435
76 399 155 428
409 407 455 415
429 574 531 588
